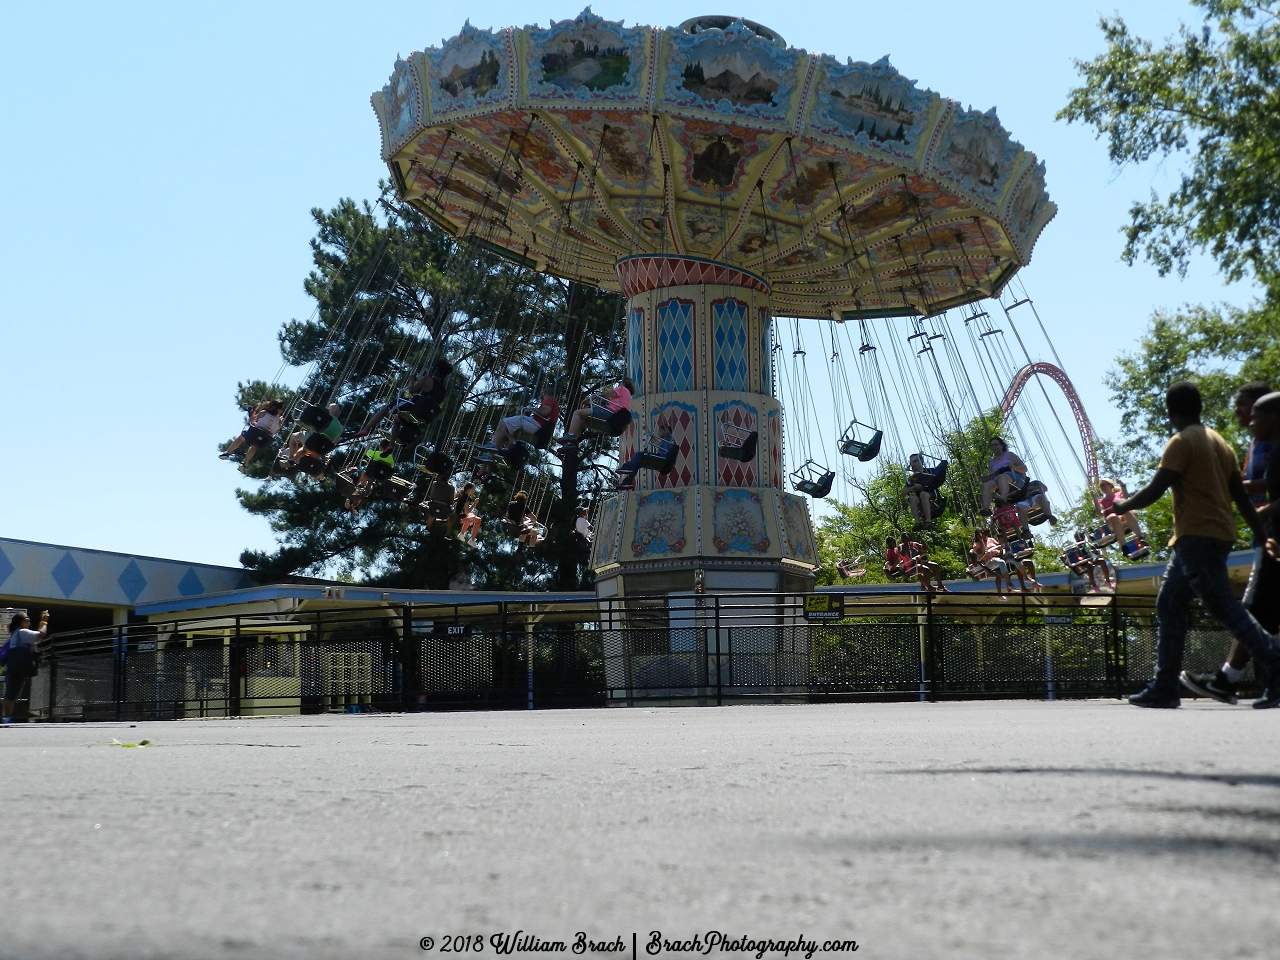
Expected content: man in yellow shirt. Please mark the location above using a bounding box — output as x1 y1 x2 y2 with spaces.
1109 381 1280 709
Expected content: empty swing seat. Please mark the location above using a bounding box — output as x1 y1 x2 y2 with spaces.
1121 536 1150 561
416 450 453 476
718 423 758 462
838 421 883 462
792 459 835 498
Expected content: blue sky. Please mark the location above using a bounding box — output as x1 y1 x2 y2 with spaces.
0 1 1254 567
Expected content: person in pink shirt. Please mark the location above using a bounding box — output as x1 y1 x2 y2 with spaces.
1096 477 1141 540
560 378 634 447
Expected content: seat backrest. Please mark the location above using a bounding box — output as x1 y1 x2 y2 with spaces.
532 419 555 449
365 459 394 481
299 404 333 432
856 430 883 463
605 407 631 436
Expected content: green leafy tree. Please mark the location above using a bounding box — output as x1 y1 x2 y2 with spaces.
815 409 1074 586
1059 0 1280 284
229 191 624 589
1061 1 1280 554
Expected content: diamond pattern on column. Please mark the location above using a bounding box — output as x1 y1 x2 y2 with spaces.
615 256 771 298
0 547 12 589
715 401 757 487
712 298 748 391
769 409 782 488
657 298 695 392
628 308 645 395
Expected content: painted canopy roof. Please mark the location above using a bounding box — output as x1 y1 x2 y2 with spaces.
372 9 1055 319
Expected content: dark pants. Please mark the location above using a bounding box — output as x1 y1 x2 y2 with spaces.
5 646 37 701
1154 536 1280 692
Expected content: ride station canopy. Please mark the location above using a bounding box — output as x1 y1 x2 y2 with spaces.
372 9 1055 320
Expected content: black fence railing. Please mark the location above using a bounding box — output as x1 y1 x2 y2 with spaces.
20 592 1262 721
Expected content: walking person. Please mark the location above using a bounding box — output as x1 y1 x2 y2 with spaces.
1108 382 1280 709
1182 389 1280 703
4 610 49 724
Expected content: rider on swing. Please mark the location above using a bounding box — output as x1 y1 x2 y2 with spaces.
903 453 940 530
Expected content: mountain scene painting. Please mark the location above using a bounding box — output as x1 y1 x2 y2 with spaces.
541 36 631 91
439 48 501 98
681 58 779 107
826 72 917 143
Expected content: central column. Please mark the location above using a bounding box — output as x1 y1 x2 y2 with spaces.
590 255 820 600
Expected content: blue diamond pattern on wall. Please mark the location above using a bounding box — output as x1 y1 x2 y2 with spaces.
657 299 694 392
117 560 148 604
0 547 12 589
51 552 84 597
628 308 645 396
712 299 748 391
177 568 205 597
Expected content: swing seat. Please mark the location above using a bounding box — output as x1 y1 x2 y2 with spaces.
1088 525 1117 548
299 404 334 432
499 443 530 469
638 444 678 474
531 419 555 450
333 471 358 499
379 475 413 498
399 393 441 425
716 432 752 463
416 450 452 476
796 471 835 498
927 491 948 517
272 455 299 480
839 429 883 462
422 498 452 520
395 420 427 448
587 405 632 438
1024 504 1050 526
1122 536 1150 561
836 558 866 579
304 432 337 457
295 454 327 478
966 562 989 582
791 459 835 498
1006 538 1034 560
364 458 394 482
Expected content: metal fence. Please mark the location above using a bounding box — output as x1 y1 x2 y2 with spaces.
21 592 1262 721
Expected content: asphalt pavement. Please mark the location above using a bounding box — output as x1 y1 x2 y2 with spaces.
3 700 1278 959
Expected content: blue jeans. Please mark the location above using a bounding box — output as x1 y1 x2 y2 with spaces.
1154 536 1280 691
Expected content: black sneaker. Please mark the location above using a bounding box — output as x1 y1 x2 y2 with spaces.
1253 683 1280 710
1128 685 1181 709
1180 669 1239 705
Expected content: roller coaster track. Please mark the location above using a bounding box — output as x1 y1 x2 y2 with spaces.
998 362 1099 485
